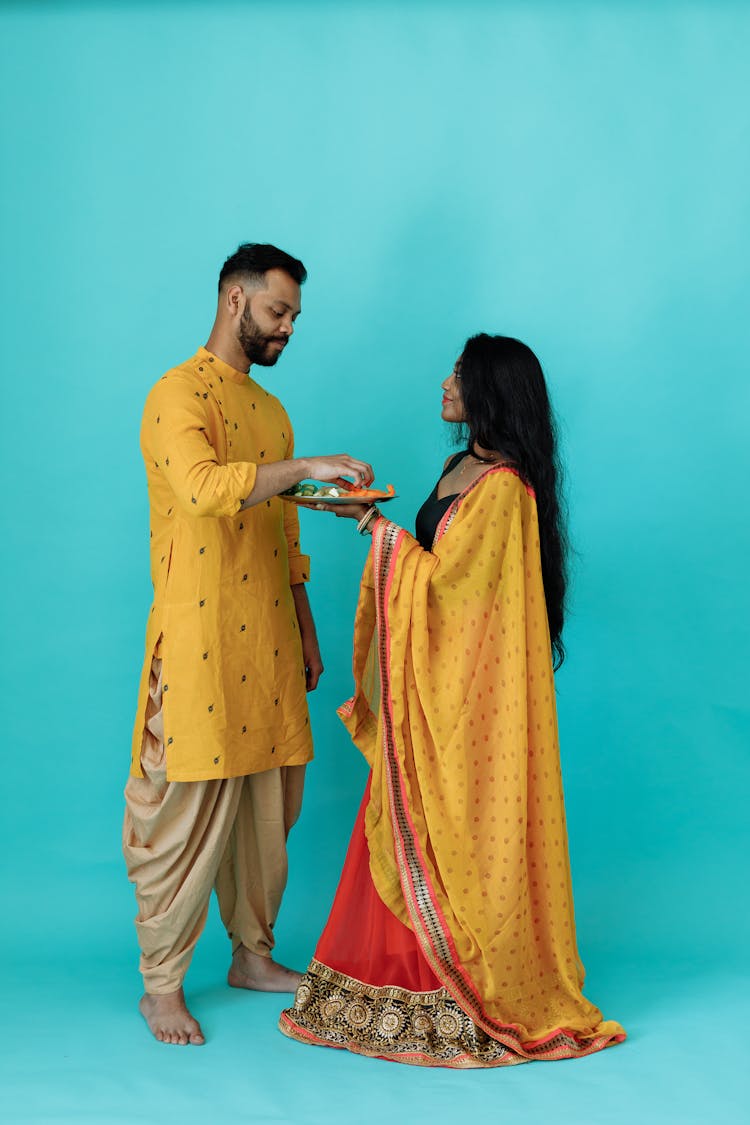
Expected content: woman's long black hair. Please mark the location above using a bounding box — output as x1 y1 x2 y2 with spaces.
456 333 569 669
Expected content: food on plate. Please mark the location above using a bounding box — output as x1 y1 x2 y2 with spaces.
282 482 396 501
335 483 396 500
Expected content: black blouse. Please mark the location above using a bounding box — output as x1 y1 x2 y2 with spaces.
414 450 466 550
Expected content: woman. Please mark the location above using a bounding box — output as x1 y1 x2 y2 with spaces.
280 334 625 1067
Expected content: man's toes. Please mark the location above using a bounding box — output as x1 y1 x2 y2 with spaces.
189 1030 205 1045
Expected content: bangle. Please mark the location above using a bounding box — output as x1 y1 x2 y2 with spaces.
356 505 380 535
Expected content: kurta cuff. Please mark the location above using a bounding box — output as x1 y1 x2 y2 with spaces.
288 554 311 584
204 461 258 518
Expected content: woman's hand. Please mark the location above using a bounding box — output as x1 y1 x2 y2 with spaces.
314 501 370 520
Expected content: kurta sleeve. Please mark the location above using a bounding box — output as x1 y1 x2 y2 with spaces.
142 376 257 518
281 418 311 584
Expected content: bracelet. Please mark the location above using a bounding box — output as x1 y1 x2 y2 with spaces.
356 505 380 535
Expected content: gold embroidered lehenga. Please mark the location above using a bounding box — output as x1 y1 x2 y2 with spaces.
280 466 625 1066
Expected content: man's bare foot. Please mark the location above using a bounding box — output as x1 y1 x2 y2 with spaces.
139 988 205 1045
227 945 303 993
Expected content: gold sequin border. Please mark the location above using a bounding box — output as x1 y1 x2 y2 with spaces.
280 960 521 1068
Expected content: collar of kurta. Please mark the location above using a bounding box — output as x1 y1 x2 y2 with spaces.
196 346 250 385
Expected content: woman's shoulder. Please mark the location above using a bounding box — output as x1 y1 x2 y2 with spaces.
442 450 465 471
468 463 535 504
434 465 537 553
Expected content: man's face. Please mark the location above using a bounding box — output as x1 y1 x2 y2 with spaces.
237 268 301 366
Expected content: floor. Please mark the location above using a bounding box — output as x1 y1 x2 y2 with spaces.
2 858 746 1125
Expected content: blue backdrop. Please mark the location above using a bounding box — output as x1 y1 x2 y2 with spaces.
1 3 747 1123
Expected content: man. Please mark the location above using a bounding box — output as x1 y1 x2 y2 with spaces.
124 243 373 1045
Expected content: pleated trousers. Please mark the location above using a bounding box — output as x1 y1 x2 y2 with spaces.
123 658 305 994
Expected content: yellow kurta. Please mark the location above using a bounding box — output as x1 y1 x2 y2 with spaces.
130 347 313 782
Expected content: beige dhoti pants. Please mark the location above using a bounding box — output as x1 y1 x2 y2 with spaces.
123 658 305 995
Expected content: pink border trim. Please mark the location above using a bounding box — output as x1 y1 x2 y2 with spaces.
373 519 501 1020
388 734 482 998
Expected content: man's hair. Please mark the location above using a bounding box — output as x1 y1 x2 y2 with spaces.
218 242 307 292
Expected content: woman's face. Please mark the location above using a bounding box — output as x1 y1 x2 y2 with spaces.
441 360 465 423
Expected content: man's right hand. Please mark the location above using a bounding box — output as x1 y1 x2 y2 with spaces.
303 454 375 489
241 453 375 509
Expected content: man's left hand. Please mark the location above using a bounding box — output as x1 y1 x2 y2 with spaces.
291 582 323 692
302 632 324 691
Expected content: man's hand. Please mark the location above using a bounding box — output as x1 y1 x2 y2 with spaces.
301 630 324 692
241 454 374 509
291 584 323 692
304 454 375 490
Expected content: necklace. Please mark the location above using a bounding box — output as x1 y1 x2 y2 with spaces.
458 445 495 474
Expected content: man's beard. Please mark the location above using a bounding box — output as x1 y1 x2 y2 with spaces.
238 306 286 366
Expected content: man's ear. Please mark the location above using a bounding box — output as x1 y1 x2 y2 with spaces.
223 283 246 319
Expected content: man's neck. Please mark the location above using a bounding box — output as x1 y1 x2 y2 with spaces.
204 327 251 375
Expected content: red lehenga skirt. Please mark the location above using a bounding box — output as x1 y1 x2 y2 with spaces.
280 780 525 1067
306 779 443 990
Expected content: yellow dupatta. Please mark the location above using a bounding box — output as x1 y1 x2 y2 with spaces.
339 466 624 1059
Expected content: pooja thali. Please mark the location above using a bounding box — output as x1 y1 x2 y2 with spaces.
281 482 397 506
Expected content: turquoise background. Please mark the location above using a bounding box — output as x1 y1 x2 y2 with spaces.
1 2 748 1122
